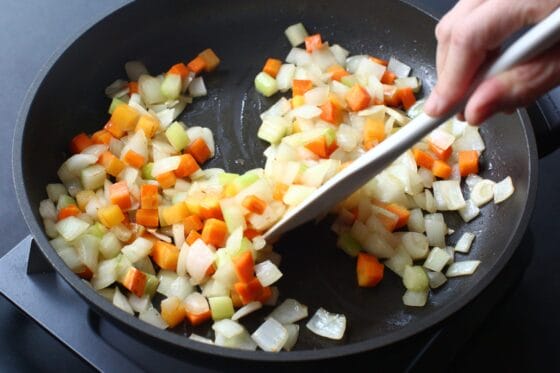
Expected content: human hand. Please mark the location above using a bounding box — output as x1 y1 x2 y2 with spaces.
424 0 560 125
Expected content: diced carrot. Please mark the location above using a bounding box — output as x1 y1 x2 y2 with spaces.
380 70 396 84
369 56 389 66
77 267 93 280
98 151 126 177
135 115 159 138
184 309 212 326
304 34 322 53
242 195 267 215
199 198 223 220
162 203 189 225
183 215 203 234
232 251 254 283
327 64 349 81
185 138 211 165
429 141 452 161
128 81 139 95
273 183 289 201
292 79 313 96
384 203 410 229
346 84 371 111
383 85 401 107
140 184 159 209
262 58 282 78
234 278 264 305
357 252 384 287
156 171 176 188
398 87 417 110
305 136 328 158
174 154 200 178
186 230 202 245
161 296 185 328
187 56 206 74
57 204 81 221
201 218 228 247
122 267 147 297
136 209 159 228
413 148 435 169
243 228 260 240
104 120 125 139
363 117 385 150
109 181 131 210
91 129 114 145
123 150 145 168
320 100 343 125
70 133 93 154
257 286 272 303
151 240 180 271
98 205 125 228
458 150 479 176
111 104 140 132
432 159 452 179
167 62 190 79
198 49 220 72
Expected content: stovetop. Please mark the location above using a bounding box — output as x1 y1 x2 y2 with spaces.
1 1 559 372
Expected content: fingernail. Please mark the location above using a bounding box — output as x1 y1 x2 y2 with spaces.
424 92 442 116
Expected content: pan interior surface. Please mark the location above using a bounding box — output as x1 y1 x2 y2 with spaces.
15 0 536 360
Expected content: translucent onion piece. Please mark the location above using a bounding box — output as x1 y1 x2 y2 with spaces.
454 232 476 254
284 23 308 47
268 298 308 324
251 318 288 352
184 292 210 315
212 319 245 339
402 289 428 307
282 324 300 351
139 307 168 329
387 56 411 78
113 287 134 315
189 334 214 345
232 301 263 321
427 271 447 289
471 179 496 206
423 247 452 272
493 176 514 204
446 260 481 277
306 308 346 340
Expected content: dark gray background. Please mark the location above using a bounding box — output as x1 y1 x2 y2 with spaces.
1 0 559 371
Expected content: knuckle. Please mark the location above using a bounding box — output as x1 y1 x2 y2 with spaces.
449 26 474 49
435 18 451 41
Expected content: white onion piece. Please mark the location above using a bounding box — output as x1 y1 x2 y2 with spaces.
268 298 308 324
121 237 153 263
232 301 262 321
59 154 98 179
455 232 475 254
113 287 134 315
212 319 245 339
336 124 360 152
261 97 291 120
39 199 57 220
427 271 447 289
125 60 149 81
493 176 514 203
465 174 484 191
281 324 299 352
291 105 322 119
109 138 124 158
395 76 421 92
432 180 466 210
105 79 128 98
139 75 165 105
401 232 429 260
423 247 452 272
402 289 428 307
429 128 455 151
173 223 185 249
283 185 316 206
286 48 312 66
453 126 485 152
471 179 495 206
43 219 58 238
252 236 267 251
330 44 349 66
251 318 288 352
276 64 296 92
186 239 215 284
128 294 150 313
284 23 308 46
446 260 481 277
57 247 83 272
304 86 329 106
188 77 207 97
122 130 149 160
185 126 215 156
306 308 346 340
265 287 280 306
384 246 413 277
458 199 480 222
189 334 214 345
215 330 257 350
151 156 181 177
81 144 108 159
424 213 446 247
184 292 210 315
346 55 368 74
46 183 67 203
311 45 338 70
56 216 90 241
387 56 411 78
139 307 168 329
355 57 386 82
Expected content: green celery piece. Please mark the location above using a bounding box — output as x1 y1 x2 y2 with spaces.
254 72 278 97
341 75 358 88
165 122 190 151
57 195 76 210
144 273 159 296
108 97 125 114
161 73 182 100
240 237 253 253
336 232 361 257
324 128 337 146
218 172 239 186
208 296 235 320
142 162 155 180
86 222 107 238
232 171 259 191
257 120 286 144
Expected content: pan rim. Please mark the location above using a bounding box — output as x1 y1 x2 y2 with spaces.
11 0 539 362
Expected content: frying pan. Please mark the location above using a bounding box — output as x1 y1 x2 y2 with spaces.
12 0 544 362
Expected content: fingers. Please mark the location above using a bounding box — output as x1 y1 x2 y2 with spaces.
464 42 560 124
425 0 558 118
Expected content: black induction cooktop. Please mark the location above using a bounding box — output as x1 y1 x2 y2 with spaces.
1 1 559 372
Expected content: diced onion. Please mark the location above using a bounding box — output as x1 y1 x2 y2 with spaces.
454 232 475 253
46 183 67 203
471 179 495 206
427 271 447 289
424 213 447 247
432 180 466 211
282 324 300 351
139 75 165 105
139 307 168 329
306 308 346 340
232 301 262 321
189 334 214 345
251 318 288 352
268 298 308 324
304 86 329 106
290 105 322 119
186 239 216 284
458 199 480 222
151 156 181 177
212 319 245 339
446 260 481 277
56 216 90 241
387 56 411 78
402 289 428 307
128 294 150 313
423 247 452 272
113 287 134 315
184 292 210 315
493 176 514 204
284 23 308 47
401 232 429 260
384 246 412 277
215 330 257 350
39 199 57 220
188 77 207 97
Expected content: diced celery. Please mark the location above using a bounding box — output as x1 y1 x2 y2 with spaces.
240 237 253 253
254 72 278 97
218 172 239 186
209 296 235 320
336 232 361 257
324 128 337 146
257 120 287 144
144 273 159 296
57 195 77 210
403 265 429 291
86 222 107 238
142 162 155 180
232 171 260 192
165 122 190 151
161 73 182 100
108 97 125 114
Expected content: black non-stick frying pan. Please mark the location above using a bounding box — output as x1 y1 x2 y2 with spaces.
13 0 540 362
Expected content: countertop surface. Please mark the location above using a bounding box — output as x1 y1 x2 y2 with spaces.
1 1 559 371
